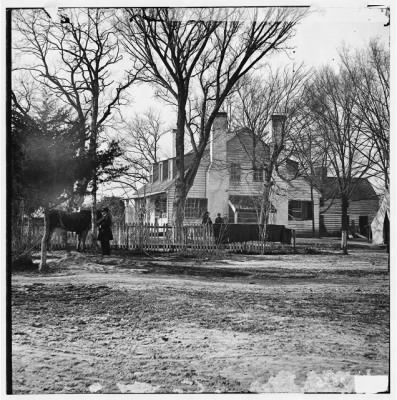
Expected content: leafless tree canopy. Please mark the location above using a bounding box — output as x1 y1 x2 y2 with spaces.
340 39 390 189
13 8 140 253
226 65 310 229
12 7 389 243
114 110 166 193
118 7 307 226
13 8 138 186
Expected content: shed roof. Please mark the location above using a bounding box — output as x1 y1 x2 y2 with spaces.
322 177 378 201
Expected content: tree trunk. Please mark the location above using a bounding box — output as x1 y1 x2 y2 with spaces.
172 98 187 236
39 207 50 272
90 83 100 251
173 192 186 242
91 182 98 251
341 193 349 254
310 184 315 237
260 168 272 245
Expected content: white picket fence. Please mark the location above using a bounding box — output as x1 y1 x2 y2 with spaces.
112 223 216 252
28 222 294 254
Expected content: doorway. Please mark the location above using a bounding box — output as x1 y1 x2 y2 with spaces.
359 215 368 237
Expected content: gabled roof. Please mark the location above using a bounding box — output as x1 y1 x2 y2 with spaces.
134 178 174 198
322 177 378 201
133 128 299 199
133 150 208 198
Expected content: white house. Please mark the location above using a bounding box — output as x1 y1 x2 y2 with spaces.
133 113 321 236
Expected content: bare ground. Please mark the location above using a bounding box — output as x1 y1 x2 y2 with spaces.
11 248 389 394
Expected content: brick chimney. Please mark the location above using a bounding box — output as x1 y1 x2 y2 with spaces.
210 112 228 164
170 129 177 159
271 113 286 147
207 112 229 218
313 165 327 188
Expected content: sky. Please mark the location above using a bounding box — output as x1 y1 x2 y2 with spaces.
133 2 391 160
2 0 392 198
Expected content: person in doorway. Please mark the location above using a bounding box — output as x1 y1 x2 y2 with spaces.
97 207 113 256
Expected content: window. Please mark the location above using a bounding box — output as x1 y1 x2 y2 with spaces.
159 162 163 181
152 163 159 182
172 159 177 178
163 160 169 180
288 200 313 220
185 198 208 219
230 163 241 183
253 168 263 182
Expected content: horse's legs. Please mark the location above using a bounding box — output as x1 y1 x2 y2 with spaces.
76 233 81 251
80 229 89 252
77 229 89 252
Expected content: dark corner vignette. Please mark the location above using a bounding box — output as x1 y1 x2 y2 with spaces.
6 7 13 395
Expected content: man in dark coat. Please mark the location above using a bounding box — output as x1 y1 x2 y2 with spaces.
97 207 113 255
214 213 224 244
202 211 212 225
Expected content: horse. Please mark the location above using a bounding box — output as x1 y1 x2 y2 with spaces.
47 209 101 251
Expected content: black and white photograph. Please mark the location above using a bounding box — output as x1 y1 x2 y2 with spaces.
4 0 393 396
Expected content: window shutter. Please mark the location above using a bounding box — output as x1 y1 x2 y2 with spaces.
153 163 159 182
163 160 169 180
306 201 313 220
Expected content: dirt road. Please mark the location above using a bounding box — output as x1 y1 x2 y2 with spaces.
11 249 389 394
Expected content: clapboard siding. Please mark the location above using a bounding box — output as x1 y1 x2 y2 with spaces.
227 132 268 162
321 198 379 235
287 220 315 236
165 160 210 224
187 156 209 198
227 132 268 195
285 176 321 236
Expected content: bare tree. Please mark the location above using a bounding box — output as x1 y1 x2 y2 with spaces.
114 109 166 193
119 7 306 229
304 66 374 253
226 65 310 239
117 8 223 229
340 39 390 190
13 8 138 239
288 100 329 237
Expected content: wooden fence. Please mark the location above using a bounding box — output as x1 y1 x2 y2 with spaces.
24 222 295 254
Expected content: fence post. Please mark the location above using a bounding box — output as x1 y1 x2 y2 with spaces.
292 229 296 252
138 224 143 251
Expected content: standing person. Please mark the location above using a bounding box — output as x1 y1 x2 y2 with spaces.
214 213 224 244
214 213 223 225
97 207 113 256
202 211 213 240
202 211 213 226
